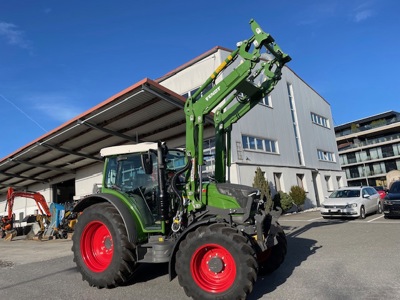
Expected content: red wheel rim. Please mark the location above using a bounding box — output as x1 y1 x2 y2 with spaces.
80 221 113 272
190 243 236 293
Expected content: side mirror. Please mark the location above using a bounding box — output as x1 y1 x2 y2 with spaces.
141 152 153 175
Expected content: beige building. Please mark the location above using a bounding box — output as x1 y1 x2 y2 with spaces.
335 111 400 188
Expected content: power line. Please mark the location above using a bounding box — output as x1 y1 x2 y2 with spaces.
0 94 47 132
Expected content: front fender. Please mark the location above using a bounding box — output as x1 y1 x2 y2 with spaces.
73 193 139 243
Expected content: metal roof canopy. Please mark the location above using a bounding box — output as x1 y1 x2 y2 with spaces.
0 78 213 196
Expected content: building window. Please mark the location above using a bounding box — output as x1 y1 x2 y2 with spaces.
203 138 215 175
347 152 356 164
382 144 395 158
260 94 272 107
318 149 336 162
311 112 330 128
274 172 282 192
296 174 304 189
336 176 342 188
242 135 278 153
325 175 333 191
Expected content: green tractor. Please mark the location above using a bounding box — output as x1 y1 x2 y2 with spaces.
72 19 291 300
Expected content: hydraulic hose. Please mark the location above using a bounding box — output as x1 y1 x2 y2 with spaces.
171 157 192 210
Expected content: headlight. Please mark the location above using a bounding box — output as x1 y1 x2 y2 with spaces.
345 203 357 208
384 200 392 205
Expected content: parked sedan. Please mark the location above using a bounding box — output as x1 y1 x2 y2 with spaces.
383 181 400 218
321 186 381 219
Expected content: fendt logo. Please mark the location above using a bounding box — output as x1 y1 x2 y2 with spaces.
205 86 221 101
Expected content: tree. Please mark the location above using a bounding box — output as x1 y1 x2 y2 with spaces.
289 185 306 208
252 167 273 212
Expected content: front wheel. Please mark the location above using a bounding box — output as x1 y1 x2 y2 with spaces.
176 223 257 300
72 202 137 288
359 206 366 219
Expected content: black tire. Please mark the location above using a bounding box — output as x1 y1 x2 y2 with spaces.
377 202 383 214
72 202 137 288
258 231 287 276
359 206 366 219
176 223 257 300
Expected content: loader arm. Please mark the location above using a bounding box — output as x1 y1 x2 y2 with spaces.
184 19 291 208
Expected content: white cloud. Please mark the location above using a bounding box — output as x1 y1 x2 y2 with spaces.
31 96 85 123
354 9 373 22
352 1 375 22
0 21 30 48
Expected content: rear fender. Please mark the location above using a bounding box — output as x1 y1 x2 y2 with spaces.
73 193 138 243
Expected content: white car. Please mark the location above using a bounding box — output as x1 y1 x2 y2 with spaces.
321 186 381 219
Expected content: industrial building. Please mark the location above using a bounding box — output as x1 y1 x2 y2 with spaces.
335 111 400 187
0 46 345 221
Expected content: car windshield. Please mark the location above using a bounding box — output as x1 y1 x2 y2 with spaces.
374 186 384 191
330 189 360 198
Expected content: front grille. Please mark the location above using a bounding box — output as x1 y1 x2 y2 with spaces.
323 205 347 209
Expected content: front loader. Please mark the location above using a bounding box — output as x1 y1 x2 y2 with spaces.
72 19 291 300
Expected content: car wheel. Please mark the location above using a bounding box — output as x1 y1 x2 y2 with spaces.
377 202 383 214
359 206 366 219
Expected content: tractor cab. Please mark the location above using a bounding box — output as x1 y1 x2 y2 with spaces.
100 142 186 226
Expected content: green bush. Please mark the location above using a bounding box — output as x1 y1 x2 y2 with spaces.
273 191 293 212
289 185 306 207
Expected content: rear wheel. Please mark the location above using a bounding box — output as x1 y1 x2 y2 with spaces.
176 223 257 300
72 202 137 288
258 231 287 276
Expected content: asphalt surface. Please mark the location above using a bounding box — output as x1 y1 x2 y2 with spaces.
1 210 400 300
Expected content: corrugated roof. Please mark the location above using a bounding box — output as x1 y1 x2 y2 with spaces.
0 78 202 195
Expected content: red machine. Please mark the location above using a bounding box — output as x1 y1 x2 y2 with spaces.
1 187 51 239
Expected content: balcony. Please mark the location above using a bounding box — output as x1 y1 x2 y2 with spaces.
338 132 400 152
336 115 400 138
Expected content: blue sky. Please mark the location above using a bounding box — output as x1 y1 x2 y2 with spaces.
0 0 399 159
